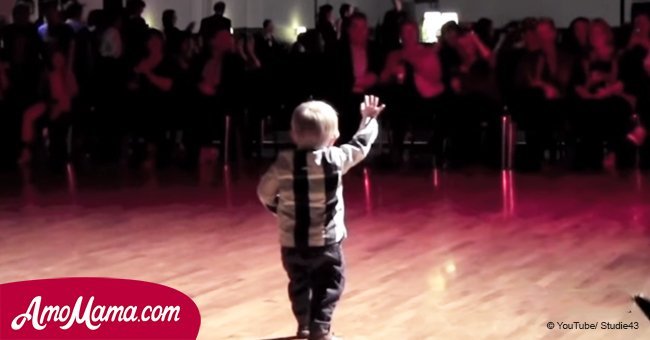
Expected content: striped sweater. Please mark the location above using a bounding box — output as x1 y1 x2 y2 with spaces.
257 118 379 248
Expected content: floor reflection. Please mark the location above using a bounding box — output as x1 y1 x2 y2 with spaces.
432 168 440 189
20 166 36 205
501 170 515 217
223 165 232 208
363 167 372 214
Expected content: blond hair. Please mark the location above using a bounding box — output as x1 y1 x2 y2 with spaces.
291 101 340 149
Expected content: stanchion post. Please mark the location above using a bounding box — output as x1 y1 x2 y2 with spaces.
501 110 508 170
224 115 231 164
508 118 515 170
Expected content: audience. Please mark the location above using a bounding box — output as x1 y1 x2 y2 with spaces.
381 21 445 163
0 0 648 173
331 13 382 143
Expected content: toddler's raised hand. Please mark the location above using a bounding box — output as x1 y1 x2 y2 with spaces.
360 95 386 119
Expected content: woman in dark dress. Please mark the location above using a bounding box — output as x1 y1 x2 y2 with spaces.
17 49 78 167
187 28 244 167
450 29 500 167
381 21 445 165
166 32 196 163
126 29 174 169
571 19 637 169
620 13 650 168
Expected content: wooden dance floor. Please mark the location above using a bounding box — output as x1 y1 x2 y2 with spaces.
1 167 650 339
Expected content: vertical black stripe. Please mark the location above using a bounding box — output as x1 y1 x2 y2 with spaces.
293 151 310 248
322 159 339 234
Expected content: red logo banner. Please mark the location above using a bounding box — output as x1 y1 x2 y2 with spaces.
0 278 201 339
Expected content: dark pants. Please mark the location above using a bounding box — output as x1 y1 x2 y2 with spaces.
0 102 20 170
281 243 345 337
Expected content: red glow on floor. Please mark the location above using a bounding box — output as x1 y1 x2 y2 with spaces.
502 170 515 217
66 163 78 201
433 168 440 189
363 167 372 214
224 165 232 208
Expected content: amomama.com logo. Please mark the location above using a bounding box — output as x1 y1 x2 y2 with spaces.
12 296 181 330
0 278 200 339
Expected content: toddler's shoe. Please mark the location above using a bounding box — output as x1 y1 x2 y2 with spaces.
296 325 309 339
309 333 341 340
634 294 650 321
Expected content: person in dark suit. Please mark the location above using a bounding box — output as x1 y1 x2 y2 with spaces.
123 0 149 65
512 18 575 170
199 2 232 46
316 4 337 53
163 9 182 56
336 3 353 41
2 2 42 110
253 19 284 124
330 12 384 143
380 0 408 52
38 2 74 55
254 19 279 66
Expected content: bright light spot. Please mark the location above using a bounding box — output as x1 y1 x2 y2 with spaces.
444 261 456 274
428 270 446 292
143 11 156 28
295 26 307 36
422 11 459 43
441 12 459 26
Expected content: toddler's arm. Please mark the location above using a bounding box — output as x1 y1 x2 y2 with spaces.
336 95 385 174
337 118 379 174
257 163 279 214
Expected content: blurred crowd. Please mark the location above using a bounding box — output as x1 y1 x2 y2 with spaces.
0 0 649 173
